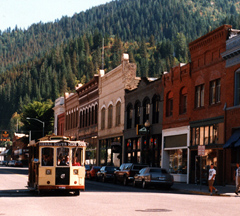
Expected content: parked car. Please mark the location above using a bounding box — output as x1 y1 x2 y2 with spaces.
8 160 16 167
114 163 148 186
85 165 91 178
87 166 101 179
15 160 23 167
133 167 174 189
2 161 8 166
96 166 118 182
0 161 3 165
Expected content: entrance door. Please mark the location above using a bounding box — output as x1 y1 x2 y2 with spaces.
195 155 208 185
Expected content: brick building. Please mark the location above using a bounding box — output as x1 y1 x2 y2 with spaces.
76 75 99 165
162 25 232 184
64 92 79 140
221 28 240 184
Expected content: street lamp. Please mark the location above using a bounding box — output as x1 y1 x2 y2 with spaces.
144 120 151 166
26 117 45 138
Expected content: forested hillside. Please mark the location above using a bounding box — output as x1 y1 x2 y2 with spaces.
0 0 240 130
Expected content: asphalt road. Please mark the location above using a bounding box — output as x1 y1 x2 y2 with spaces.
0 166 240 216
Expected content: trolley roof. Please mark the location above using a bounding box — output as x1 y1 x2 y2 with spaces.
28 135 86 147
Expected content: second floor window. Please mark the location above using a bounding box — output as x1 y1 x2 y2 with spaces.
135 102 141 126
152 96 160 124
127 104 133 129
210 79 221 105
180 87 187 114
108 105 113 128
116 102 121 126
101 108 105 130
235 69 240 106
143 98 150 123
195 84 204 108
166 91 173 117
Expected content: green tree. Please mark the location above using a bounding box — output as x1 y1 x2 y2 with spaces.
20 100 54 140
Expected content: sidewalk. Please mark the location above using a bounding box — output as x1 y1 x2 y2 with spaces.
172 182 237 197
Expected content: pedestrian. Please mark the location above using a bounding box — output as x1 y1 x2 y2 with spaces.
208 163 218 195
235 163 240 195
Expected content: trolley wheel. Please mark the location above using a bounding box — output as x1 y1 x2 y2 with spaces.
74 190 80 196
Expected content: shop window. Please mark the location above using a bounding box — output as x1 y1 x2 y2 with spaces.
210 79 221 105
135 101 141 126
234 68 240 106
108 105 113 128
195 84 205 108
101 107 105 130
127 103 133 129
116 101 121 126
191 123 224 146
152 95 160 124
179 87 187 114
166 91 173 117
169 149 187 174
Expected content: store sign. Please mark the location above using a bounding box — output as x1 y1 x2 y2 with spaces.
198 145 205 156
0 131 10 141
136 124 150 135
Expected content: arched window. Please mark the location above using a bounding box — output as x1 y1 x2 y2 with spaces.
108 105 113 128
135 101 141 126
152 95 160 124
180 87 187 114
143 97 150 124
95 104 98 124
116 101 121 126
127 103 133 129
101 108 105 130
166 91 173 117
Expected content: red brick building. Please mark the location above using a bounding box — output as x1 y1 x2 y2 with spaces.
221 28 240 184
162 25 232 185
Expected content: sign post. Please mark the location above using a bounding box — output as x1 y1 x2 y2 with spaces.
198 145 205 190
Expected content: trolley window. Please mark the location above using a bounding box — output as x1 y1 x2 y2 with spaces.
41 148 53 166
72 147 82 166
57 147 69 166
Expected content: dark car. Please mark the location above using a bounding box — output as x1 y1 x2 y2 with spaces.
133 167 174 189
114 163 148 186
15 160 23 167
87 166 101 180
85 165 91 178
96 166 118 182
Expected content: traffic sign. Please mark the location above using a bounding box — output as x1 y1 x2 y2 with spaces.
198 145 205 156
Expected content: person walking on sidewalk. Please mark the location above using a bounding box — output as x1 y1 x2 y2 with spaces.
208 163 218 195
235 163 240 195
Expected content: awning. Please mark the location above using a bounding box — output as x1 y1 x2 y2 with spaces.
223 129 240 148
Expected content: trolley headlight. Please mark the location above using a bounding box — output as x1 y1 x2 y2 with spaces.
73 169 78 175
46 169 52 175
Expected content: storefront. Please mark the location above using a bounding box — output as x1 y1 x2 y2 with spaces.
99 136 122 167
161 126 190 183
189 117 225 185
125 135 161 167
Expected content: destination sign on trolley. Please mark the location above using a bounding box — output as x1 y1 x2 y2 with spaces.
39 141 86 147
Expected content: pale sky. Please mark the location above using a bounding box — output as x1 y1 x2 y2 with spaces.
0 0 112 32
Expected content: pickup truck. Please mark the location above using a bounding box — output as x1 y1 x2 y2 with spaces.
113 163 148 186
